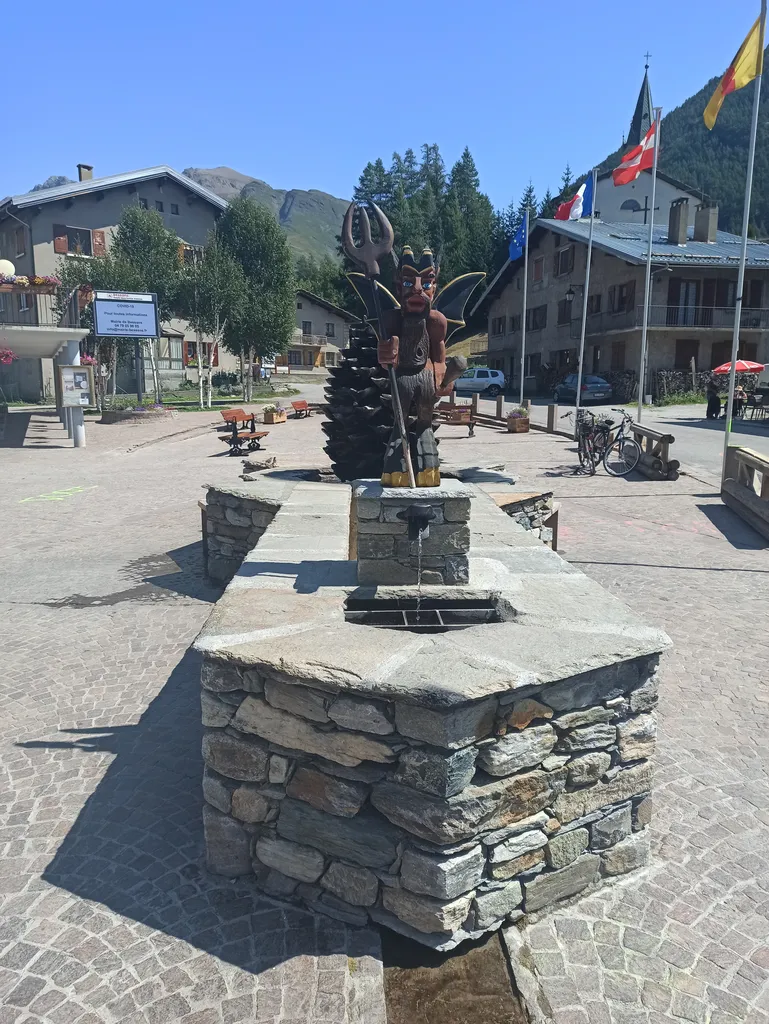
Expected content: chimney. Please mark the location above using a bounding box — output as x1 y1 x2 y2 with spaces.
668 198 689 245
77 164 93 182
694 202 718 243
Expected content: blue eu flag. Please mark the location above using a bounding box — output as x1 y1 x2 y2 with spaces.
509 212 528 261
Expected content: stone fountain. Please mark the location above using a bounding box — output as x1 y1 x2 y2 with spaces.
194 202 668 948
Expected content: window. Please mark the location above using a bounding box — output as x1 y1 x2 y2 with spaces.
491 316 505 336
18 293 31 312
476 370 490 379
301 321 312 335
608 282 635 314
324 351 337 367
15 227 25 257
0 294 4 313
611 341 626 370
746 279 763 308
53 224 104 257
288 350 302 365
509 314 521 332
170 203 179 216
526 305 548 331
532 256 545 283
557 299 573 325
325 322 335 338
674 339 700 370
592 346 601 373
620 199 642 213
524 352 541 377
297 301 303 309
139 198 148 209
553 246 575 277
303 349 315 366
155 200 164 212
587 294 602 316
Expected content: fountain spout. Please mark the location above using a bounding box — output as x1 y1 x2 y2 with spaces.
396 504 437 543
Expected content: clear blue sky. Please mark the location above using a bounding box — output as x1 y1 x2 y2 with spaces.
2 0 759 209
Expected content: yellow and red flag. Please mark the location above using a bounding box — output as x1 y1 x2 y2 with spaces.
704 16 764 129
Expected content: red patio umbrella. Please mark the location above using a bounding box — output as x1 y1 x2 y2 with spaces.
712 359 766 374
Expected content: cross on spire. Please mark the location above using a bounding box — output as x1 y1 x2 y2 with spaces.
644 51 652 69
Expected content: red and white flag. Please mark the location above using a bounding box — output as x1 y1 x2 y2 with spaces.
612 122 656 186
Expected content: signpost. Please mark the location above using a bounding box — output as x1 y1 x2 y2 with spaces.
93 291 159 338
93 290 158 402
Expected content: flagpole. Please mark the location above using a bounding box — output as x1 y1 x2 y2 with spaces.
519 207 529 405
637 107 662 422
722 0 766 482
574 168 598 435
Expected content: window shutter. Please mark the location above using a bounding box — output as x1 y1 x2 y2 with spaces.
568 247 575 273
53 225 68 255
608 286 616 312
627 281 636 309
553 252 560 276
92 230 106 257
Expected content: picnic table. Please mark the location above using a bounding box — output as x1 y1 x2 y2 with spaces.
218 416 269 456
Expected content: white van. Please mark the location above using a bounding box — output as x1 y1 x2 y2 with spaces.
454 367 506 397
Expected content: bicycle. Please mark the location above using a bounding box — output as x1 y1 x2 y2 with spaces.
561 408 641 477
600 408 641 476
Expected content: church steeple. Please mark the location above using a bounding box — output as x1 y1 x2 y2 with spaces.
628 59 653 147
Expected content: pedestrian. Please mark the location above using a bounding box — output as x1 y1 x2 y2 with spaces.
706 379 721 420
734 384 747 417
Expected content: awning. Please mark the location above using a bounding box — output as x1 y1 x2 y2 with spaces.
2 325 90 360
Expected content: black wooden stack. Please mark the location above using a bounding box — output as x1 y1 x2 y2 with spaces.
322 323 393 481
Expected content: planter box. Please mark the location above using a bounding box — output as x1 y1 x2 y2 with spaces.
507 417 530 433
263 410 287 424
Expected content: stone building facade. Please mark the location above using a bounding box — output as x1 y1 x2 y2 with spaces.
478 200 769 394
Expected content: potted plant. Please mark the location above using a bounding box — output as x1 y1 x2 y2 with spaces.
507 405 530 433
263 402 287 424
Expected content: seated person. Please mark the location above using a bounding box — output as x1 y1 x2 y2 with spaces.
734 384 747 417
706 380 721 420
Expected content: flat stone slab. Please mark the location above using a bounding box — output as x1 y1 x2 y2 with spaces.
353 479 476 502
195 486 670 705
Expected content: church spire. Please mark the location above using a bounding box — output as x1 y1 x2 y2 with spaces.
628 58 653 147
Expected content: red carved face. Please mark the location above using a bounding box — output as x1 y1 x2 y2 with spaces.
398 267 437 316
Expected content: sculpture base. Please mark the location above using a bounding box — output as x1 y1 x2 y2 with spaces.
353 480 472 586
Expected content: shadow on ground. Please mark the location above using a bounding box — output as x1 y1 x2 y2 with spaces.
20 647 379 975
697 502 768 550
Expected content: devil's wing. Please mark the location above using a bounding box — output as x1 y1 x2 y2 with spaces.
433 272 486 343
346 274 400 333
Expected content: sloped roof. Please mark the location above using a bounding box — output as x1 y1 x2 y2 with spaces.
0 166 227 213
297 289 360 322
471 218 769 315
628 70 653 148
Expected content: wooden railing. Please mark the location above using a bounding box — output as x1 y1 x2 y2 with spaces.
630 423 680 481
722 446 769 541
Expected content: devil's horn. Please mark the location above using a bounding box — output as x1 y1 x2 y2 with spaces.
369 202 394 251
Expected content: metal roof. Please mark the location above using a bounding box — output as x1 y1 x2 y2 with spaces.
296 289 360 322
542 218 769 267
471 218 769 315
0 166 227 213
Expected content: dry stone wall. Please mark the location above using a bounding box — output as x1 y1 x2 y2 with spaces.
201 652 658 949
204 485 284 581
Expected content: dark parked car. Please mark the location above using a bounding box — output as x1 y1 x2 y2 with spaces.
553 374 613 404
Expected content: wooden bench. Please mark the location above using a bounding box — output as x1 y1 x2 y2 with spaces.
220 408 250 430
436 402 475 436
218 417 269 456
722 445 769 542
291 400 311 418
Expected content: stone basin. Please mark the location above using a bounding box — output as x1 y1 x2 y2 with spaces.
195 478 669 948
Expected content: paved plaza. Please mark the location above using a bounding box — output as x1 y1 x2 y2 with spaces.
1 407 769 1023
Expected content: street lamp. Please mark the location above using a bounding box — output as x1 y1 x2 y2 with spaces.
565 286 575 303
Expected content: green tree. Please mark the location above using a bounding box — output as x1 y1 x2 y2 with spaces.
177 230 247 408
539 189 557 218
218 197 295 400
560 163 573 196
514 183 538 233
295 252 350 310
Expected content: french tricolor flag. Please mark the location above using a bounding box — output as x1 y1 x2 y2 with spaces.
554 173 594 221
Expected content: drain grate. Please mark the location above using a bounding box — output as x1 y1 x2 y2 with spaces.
345 597 501 633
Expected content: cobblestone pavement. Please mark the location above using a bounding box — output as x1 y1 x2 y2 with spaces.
0 412 384 1024
438 424 769 1024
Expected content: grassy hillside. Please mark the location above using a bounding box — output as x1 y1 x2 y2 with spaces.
184 166 349 259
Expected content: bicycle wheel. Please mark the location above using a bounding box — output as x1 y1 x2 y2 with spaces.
603 437 641 476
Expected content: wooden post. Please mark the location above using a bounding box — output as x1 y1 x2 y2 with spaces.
547 404 557 433
471 392 479 414
495 395 505 420
449 389 456 407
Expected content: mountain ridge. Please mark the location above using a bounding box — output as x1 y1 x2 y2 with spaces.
183 166 349 260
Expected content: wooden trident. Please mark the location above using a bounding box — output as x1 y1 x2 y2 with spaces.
342 201 416 488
